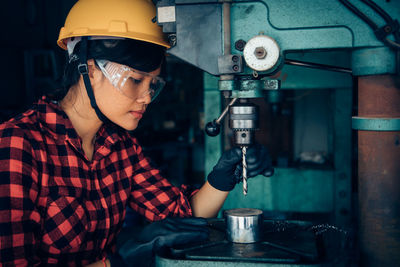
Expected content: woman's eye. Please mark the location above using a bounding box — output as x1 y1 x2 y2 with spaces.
127 77 141 85
133 78 141 84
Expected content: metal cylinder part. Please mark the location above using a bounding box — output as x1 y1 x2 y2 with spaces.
224 208 263 243
229 103 259 146
233 130 252 145
357 75 400 267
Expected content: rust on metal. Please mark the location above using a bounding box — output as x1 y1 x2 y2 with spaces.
357 75 400 266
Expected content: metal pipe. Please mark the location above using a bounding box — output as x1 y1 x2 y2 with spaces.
357 75 400 266
285 59 353 74
221 0 234 81
222 0 231 56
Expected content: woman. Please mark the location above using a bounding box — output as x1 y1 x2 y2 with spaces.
0 0 273 266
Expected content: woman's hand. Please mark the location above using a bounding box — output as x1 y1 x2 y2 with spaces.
207 143 274 191
108 217 209 267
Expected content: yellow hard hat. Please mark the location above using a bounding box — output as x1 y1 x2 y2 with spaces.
57 0 170 50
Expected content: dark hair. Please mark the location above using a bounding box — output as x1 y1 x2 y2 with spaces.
50 38 165 101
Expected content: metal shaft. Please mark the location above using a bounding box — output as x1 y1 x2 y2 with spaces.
215 98 237 124
242 146 248 195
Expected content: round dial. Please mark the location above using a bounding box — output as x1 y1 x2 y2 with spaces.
243 35 280 72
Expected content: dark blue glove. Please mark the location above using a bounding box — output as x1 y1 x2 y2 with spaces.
207 144 274 191
109 217 209 267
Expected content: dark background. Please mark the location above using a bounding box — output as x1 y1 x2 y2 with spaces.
0 0 206 187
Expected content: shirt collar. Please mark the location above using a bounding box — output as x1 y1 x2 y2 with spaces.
35 96 126 148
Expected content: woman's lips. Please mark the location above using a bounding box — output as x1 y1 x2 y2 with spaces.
130 111 144 119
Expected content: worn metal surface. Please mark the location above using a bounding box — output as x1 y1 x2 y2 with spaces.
333 88 353 227
352 116 400 131
163 0 400 75
204 73 223 174
167 3 222 75
357 75 400 266
351 47 397 76
278 51 352 90
222 168 334 213
218 79 280 98
157 219 321 266
231 0 399 51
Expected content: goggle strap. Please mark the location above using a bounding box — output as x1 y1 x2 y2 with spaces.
79 37 111 124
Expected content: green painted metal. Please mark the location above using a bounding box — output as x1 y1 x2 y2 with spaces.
265 90 283 104
219 80 236 91
229 0 400 75
275 51 353 90
218 79 279 98
230 1 399 52
204 73 223 175
218 51 353 92
352 116 400 131
221 168 334 214
333 89 353 227
351 47 397 76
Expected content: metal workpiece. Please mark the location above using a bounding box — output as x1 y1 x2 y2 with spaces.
357 75 400 267
224 208 263 243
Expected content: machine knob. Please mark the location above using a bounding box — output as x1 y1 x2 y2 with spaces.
243 35 280 72
205 120 221 137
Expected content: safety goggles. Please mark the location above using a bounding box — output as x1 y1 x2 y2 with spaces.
96 59 165 102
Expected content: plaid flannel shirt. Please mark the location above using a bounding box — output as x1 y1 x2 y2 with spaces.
0 97 196 266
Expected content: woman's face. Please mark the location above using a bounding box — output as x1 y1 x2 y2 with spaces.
93 61 161 131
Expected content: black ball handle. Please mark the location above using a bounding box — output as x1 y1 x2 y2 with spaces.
205 119 221 137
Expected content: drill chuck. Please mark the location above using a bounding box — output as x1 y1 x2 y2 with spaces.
229 103 259 146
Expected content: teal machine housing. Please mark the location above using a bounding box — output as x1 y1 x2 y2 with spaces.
156 0 400 266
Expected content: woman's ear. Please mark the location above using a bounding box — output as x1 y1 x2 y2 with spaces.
86 59 103 83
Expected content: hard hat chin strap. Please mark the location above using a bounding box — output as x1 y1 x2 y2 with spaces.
78 37 111 124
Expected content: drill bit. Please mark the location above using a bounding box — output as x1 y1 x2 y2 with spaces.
242 146 248 195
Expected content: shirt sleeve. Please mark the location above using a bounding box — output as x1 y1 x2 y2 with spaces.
0 124 41 265
129 140 198 222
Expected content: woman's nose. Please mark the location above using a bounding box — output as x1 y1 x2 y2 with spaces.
136 88 152 104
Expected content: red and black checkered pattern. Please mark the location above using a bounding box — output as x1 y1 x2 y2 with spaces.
0 97 196 266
